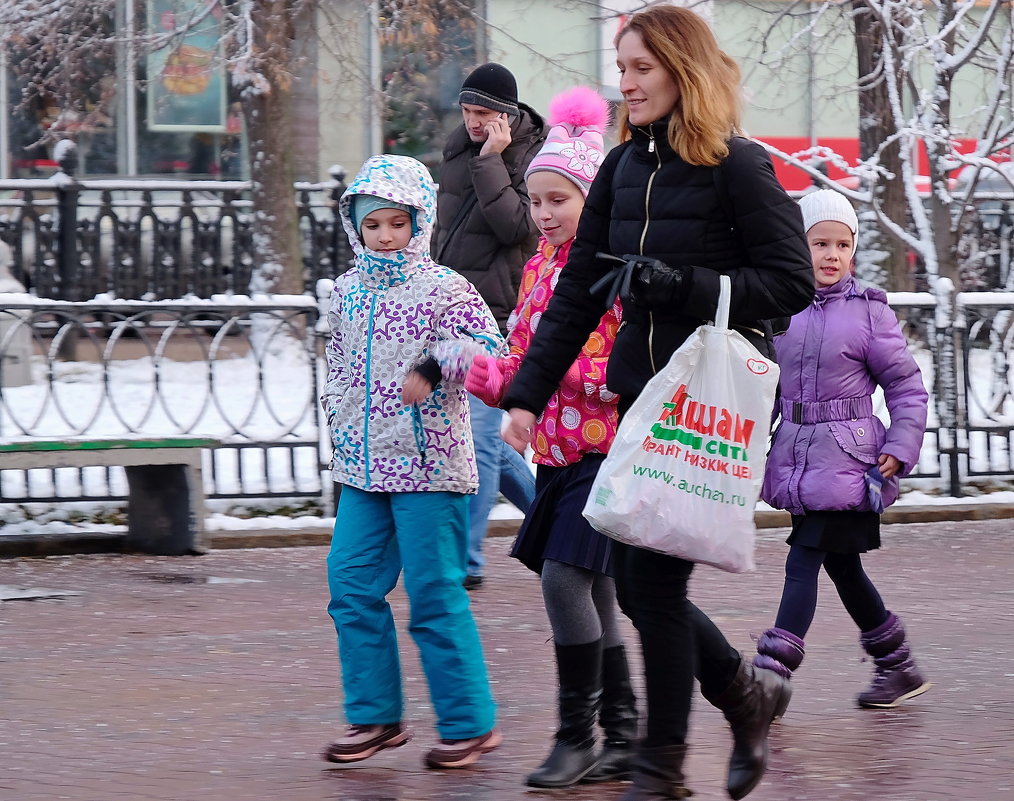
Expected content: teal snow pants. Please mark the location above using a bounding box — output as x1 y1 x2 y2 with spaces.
326 486 497 739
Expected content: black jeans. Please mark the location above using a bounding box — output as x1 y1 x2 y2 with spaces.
613 541 741 747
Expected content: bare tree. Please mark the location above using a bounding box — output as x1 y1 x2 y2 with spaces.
853 0 908 289
867 0 1014 289
1 0 316 295
746 0 1014 291
228 0 310 295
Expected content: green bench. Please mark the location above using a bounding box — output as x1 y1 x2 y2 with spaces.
0 436 219 555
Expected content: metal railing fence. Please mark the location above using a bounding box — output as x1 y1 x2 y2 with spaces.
3 289 1014 508
0 169 353 300
0 297 323 505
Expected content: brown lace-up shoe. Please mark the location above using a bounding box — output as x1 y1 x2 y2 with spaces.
322 723 410 763
423 727 502 769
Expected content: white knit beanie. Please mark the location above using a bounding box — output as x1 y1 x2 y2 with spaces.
799 189 859 255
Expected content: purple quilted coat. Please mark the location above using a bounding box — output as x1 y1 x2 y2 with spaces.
761 276 928 515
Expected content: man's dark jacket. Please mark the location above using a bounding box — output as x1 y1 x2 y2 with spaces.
503 121 814 413
431 104 546 333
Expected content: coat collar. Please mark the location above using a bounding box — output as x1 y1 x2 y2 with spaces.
815 274 861 305
627 118 675 160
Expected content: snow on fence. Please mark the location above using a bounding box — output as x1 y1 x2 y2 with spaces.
2 288 1014 509
0 295 324 507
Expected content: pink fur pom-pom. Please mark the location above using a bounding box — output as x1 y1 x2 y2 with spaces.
546 86 609 132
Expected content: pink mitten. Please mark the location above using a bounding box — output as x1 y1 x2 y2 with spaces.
465 354 505 403
562 361 584 391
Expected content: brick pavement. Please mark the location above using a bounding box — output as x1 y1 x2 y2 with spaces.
1 519 1012 801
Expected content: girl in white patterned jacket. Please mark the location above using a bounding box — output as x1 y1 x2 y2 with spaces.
320 154 504 771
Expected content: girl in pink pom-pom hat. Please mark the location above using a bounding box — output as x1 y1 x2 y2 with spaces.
466 86 638 789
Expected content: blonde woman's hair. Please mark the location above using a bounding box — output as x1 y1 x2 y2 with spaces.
614 5 741 166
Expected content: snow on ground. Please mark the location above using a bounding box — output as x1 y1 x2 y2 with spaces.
4 311 1014 539
6 487 1014 541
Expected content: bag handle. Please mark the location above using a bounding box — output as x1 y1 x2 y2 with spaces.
715 274 731 332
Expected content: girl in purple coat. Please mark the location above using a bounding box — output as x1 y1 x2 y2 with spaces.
756 189 931 710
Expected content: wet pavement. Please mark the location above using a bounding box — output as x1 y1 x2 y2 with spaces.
1 519 1011 800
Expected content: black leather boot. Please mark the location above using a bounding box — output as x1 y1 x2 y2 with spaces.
702 656 791 800
582 643 639 783
618 744 692 800
525 639 603 788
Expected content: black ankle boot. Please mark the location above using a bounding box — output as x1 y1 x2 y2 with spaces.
618 744 692 800
525 640 603 788
703 656 790 800
582 643 639 783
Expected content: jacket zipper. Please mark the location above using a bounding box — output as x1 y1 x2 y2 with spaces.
456 324 500 352
637 127 661 255
638 126 663 375
412 405 427 461
362 294 378 486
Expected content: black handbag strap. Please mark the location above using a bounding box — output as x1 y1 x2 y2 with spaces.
435 189 478 264
712 156 735 229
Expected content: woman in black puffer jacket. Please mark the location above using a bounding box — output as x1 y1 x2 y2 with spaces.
502 7 813 801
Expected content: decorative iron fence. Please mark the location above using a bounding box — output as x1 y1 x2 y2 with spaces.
879 286 1014 496
3 290 1014 508
0 167 353 300
2 154 1011 301
0 297 324 506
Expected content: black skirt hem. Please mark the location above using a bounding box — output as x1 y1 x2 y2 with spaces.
510 453 615 576
787 510 881 553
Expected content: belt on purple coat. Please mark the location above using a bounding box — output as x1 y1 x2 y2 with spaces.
779 396 874 424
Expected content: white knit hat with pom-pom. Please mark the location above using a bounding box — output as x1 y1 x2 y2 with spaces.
524 86 610 197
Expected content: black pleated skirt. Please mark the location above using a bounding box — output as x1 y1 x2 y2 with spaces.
787 510 881 553
509 453 615 577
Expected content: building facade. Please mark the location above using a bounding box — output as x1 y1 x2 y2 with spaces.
1 1 1004 190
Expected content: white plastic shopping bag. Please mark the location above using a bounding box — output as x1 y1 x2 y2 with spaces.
582 275 779 572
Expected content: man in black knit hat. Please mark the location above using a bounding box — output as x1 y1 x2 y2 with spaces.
432 63 545 590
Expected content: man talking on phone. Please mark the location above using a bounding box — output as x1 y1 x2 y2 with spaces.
432 63 545 590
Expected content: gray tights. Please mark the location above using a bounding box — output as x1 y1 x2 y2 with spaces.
541 558 623 647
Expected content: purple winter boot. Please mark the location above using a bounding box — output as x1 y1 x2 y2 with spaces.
752 627 805 680
857 612 931 709
751 627 803 722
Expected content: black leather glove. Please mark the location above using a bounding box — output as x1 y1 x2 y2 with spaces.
622 255 690 308
589 253 692 310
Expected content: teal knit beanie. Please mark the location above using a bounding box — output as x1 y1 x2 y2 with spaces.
351 194 415 235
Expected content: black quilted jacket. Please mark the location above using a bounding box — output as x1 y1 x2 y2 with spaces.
503 119 814 412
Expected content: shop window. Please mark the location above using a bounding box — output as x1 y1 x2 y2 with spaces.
379 0 479 175
137 0 245 178
3 13 246 181
135 73 247 179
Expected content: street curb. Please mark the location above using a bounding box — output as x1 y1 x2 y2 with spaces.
0 531 127 559
210 502 1014 548
758 501 1014 527
3 503 1014 558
